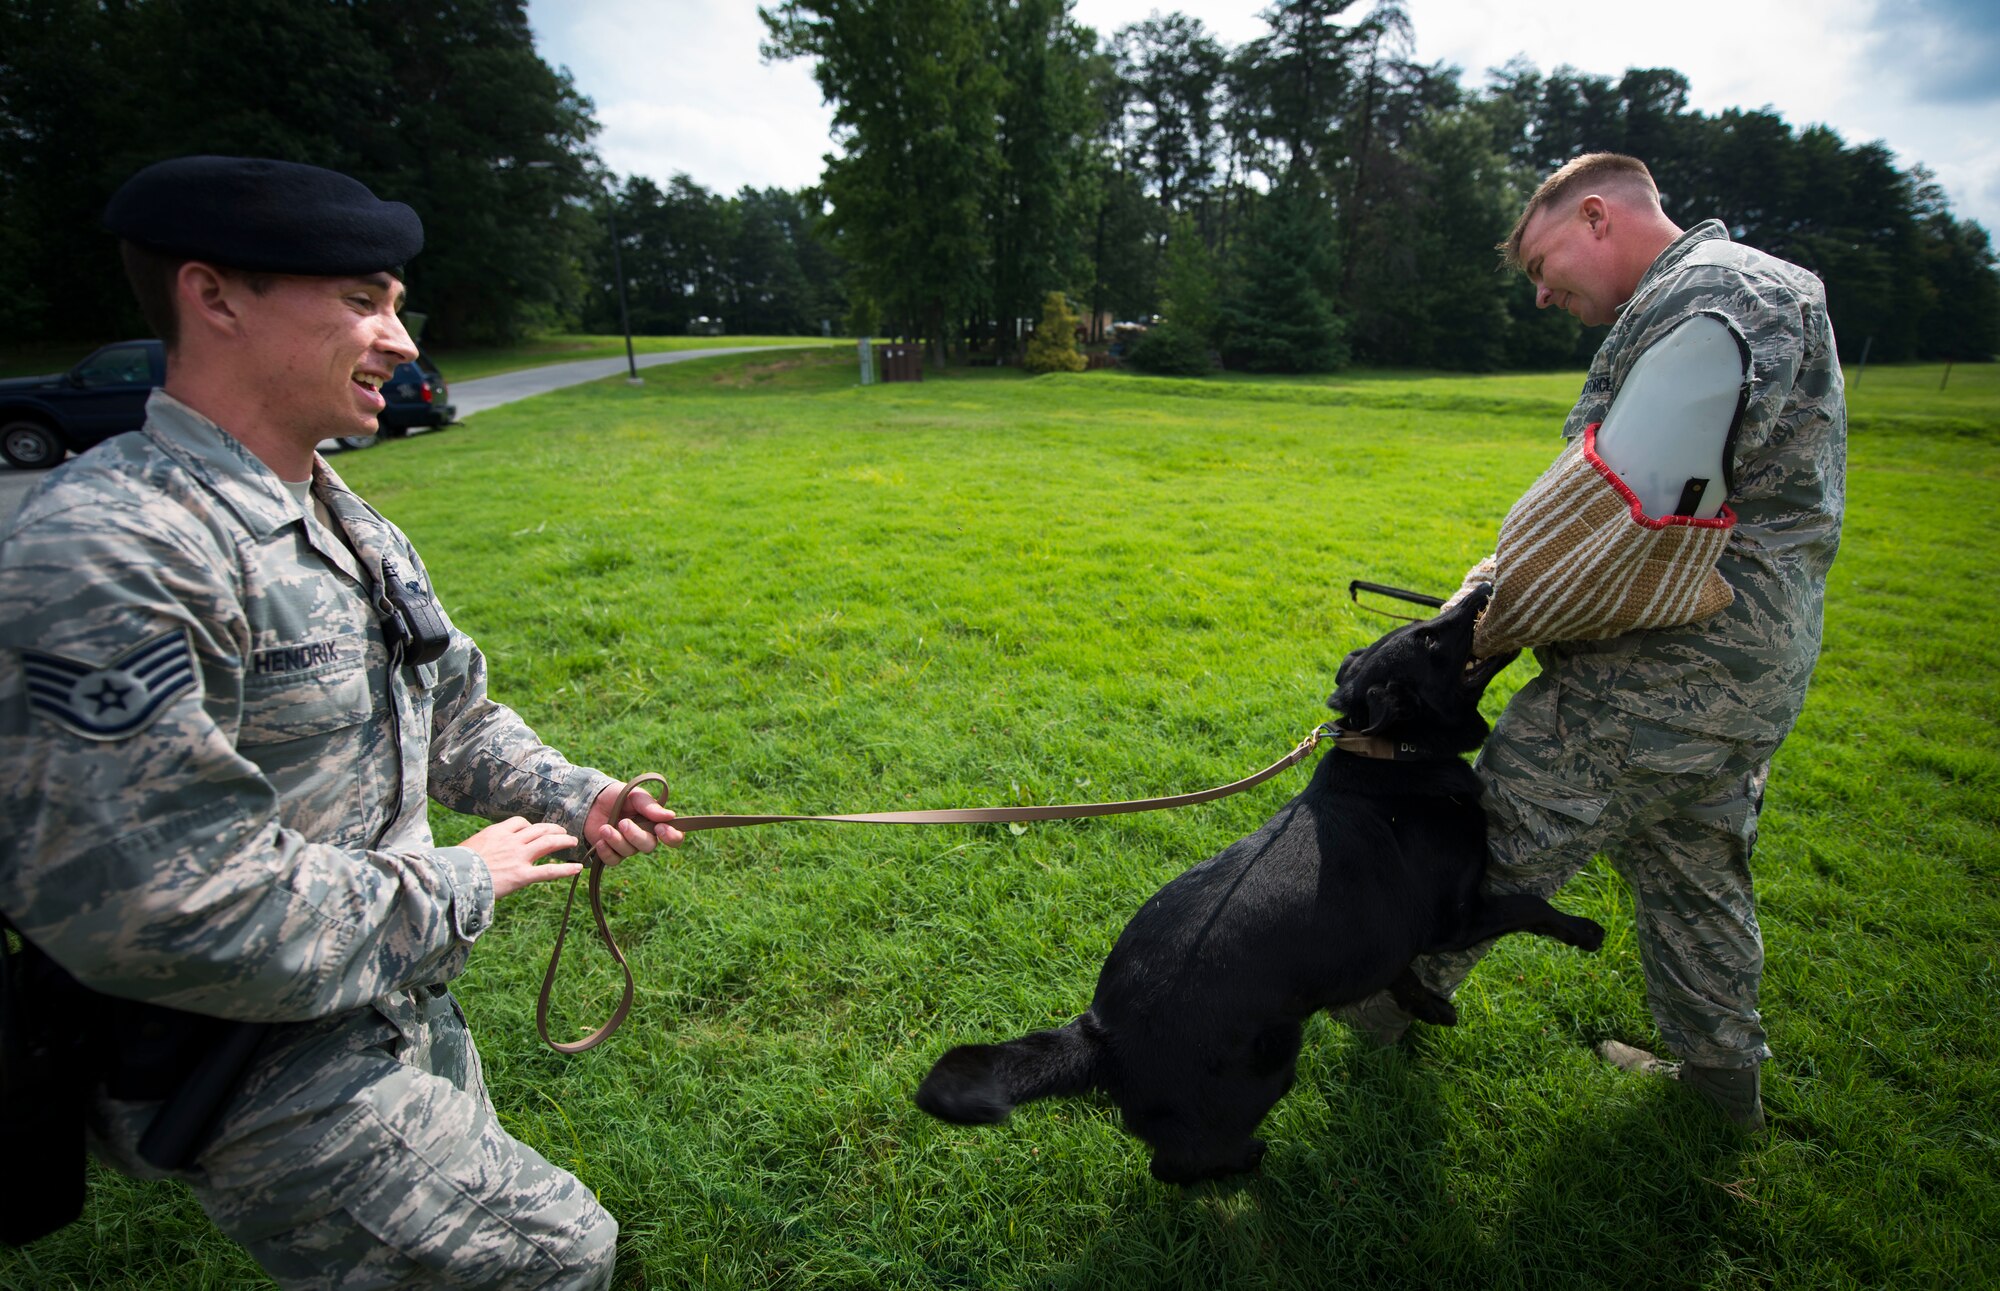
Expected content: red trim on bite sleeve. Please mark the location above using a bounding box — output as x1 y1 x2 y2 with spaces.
1581 422 1736 530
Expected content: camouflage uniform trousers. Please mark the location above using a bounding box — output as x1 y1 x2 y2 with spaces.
91 988 616 1289
1409 670 1779 1070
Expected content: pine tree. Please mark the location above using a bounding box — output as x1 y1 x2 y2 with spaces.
1129 216 1218 374
1218 169 1347 372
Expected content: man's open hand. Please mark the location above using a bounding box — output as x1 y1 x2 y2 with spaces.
584 779 683 865
462 817 583 900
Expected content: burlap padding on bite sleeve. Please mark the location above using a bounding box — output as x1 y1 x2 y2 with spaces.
1474 422 1735 657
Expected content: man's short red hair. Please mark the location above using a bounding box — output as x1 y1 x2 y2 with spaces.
1500 153 1661 268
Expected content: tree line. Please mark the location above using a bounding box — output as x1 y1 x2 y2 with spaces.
4 0 1994 368
578 176 848 339
0 0 848 348
0 0 609 346
764 0 1999 370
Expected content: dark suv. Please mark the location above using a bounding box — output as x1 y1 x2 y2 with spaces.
0 340 456 469
0 340 164 469
376 354 455 437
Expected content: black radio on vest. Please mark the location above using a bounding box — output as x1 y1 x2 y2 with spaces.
377 555 451 666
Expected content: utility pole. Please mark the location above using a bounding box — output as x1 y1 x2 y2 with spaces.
601 179 641 384
521 159 640 383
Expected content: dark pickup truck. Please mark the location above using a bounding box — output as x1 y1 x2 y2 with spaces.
0 339 455 469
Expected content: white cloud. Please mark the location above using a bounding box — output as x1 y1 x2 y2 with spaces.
1400 0 2000 232
1862 0 2000 105
529 0 834 194
533 0 2000 233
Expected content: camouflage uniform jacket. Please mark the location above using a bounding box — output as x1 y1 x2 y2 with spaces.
1529 220 1847 745
0 391 614 1041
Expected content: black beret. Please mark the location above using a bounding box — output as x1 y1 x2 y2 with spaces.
104 155 423 276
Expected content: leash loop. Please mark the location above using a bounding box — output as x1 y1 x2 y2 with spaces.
535 771 667 1054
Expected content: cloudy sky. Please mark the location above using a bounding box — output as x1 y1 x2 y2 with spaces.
525 0 2000 234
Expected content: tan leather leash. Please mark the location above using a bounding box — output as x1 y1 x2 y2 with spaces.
536 725 1344 1053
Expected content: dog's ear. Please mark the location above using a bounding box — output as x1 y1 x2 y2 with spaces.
1328 645 1372 716
1355 681 1413 734
1334 644 1370 688
1330 678 1412 733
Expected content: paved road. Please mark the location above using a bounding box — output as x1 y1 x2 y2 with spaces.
0 343 830 529
449 343 814 415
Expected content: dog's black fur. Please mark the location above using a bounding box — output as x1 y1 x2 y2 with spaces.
914 587 1605 1183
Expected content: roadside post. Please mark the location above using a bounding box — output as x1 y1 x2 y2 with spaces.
858 337 875 386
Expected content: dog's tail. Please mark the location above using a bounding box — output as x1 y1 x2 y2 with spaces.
915 1015 1105 1125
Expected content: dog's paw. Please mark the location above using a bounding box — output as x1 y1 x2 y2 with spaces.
1387 970 1459 1027
1149 1139 1268 1186
1566 917 1607 953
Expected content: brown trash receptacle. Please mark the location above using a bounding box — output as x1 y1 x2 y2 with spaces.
878 343 923 382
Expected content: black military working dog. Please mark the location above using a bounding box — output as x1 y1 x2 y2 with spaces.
914 587 1605 1183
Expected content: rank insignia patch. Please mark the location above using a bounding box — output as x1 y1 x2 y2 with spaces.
22 629 199 740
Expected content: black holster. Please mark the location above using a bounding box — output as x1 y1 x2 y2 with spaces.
1 920 267 1247
0 922 99 1246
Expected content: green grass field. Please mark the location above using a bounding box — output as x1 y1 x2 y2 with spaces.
5 352 1996 1289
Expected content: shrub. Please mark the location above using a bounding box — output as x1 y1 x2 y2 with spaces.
1125 321 1213 375
1023 291 1087 374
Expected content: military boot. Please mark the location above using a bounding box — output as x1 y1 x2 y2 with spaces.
1596 1040 1765 1132
1335 990 1413 1049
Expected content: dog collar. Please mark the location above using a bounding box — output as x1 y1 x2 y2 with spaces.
1328 725 1444 762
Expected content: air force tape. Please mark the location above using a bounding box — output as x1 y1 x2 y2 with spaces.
22 629 199 740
